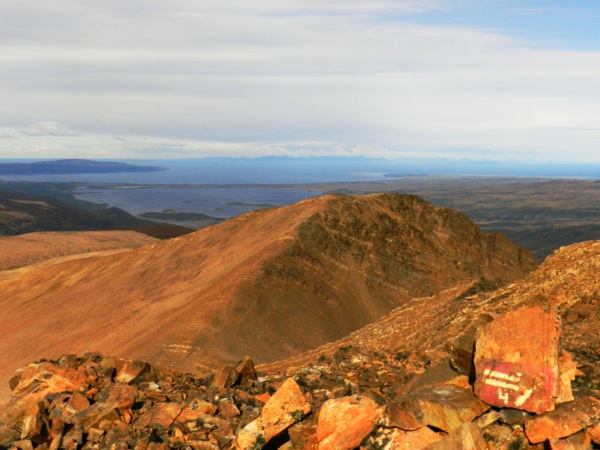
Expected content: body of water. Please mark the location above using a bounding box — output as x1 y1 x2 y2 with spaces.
2 157 599 219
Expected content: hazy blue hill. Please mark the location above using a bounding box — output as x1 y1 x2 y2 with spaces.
0 159 166 175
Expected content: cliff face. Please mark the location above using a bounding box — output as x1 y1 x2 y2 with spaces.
0 193 536 403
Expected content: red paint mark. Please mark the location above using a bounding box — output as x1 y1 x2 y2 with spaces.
478 360 557 413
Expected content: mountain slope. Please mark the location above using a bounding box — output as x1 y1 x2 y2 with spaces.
0 230 158 272
0 193 536 399
0 186 192 238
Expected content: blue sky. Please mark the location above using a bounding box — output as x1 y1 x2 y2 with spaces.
1 1 599 162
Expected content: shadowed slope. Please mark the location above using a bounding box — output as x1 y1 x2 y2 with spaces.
262 240 600 378
0 193 536 401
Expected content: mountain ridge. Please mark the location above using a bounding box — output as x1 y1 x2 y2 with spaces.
0 193 536 404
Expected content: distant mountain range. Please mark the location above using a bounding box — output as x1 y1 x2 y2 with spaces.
0 159 166 175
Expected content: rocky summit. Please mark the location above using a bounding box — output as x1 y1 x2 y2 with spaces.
0 193 536 403
0 300 599 449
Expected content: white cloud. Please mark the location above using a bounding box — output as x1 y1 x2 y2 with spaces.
0 1 599 162
21 122 80 137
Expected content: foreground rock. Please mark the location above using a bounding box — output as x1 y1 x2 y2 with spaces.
474 306 561 413
0 344 597 449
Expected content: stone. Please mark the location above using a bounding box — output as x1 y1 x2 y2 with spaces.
0 425 20 445
235 377 311 449
260 377 311 440
288 416 318 449
135 402 182 429
386 384 489 433
475 410 501 429
426 422 487 450
316 395 382 450
9 362 87 396
235 419 264 450
1 362 89 428
19 403 44 440
498 408 530 425
387 426 442 449
74 384 137 429
48 392 90 422
548 438 590 450
448 313 495 378
556 351 583 405
176 399 217 423
114 359 149 384
588 423 600 444
217 398 240 419
233 356 258 386
86 427 105 443
211 366 238 389
523 396 600 444
10 440 34 450
474 306 561 414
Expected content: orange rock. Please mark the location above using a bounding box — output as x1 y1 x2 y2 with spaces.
388 426 441 449
210 366 237 389
114 359 149 384
233 356 258 386
235 378 311 450
316 395 382 450
10 362 88 398
254 392 271 404
217 398 240 419
75 384 137 430
261 377 312 440
524 396 600 444
176 399 217 423
386 385 489 433
548 437 590 450
474 306 560 414
588 423 600 444
426 422 487 450
556 351 583 405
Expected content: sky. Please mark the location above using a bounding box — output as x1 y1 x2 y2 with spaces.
1 0 600 162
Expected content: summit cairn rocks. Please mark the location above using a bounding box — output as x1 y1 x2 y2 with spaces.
473 305 561 414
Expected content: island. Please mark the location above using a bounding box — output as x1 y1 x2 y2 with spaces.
0 159 167 175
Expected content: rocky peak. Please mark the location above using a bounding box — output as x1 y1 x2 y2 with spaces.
0 193 537 400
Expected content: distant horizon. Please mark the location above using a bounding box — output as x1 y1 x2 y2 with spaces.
1 2 600 162
0 155 598 182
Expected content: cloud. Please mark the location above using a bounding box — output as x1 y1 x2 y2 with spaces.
0 2 599 162
21 122 80 137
